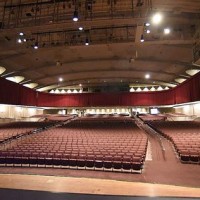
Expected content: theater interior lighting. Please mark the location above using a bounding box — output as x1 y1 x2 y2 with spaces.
164 28 170 34
152 13 163 25
145 74 150 79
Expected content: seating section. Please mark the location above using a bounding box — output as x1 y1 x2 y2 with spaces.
149 121 200 163
0 122 55 144
0 118 148 172
139 114 167 122
78 115 133 122
30 114 76 121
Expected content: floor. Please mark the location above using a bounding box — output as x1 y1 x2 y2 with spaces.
0 174 200 198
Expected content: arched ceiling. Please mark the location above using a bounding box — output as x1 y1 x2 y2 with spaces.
0 0 200 92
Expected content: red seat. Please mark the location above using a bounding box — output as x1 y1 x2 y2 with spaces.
77 155 86 168
95 155 104 169
86 155 95 168
104 155 113 169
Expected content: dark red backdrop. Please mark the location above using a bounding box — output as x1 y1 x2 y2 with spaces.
0 72 200 107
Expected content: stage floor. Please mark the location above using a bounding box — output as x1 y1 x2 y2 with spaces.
0 174 200 199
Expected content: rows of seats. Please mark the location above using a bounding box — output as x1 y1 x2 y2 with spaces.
149 121 200 163
138 114 167 122
0 121 55 144
78 115 133 122
0 118 148 172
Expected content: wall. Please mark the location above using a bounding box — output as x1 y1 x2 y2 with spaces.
174 102 200 117
0 104 43 119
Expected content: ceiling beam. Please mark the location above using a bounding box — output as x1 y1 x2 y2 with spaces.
3 55 191 78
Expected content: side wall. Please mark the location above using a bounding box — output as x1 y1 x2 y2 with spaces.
0 72 200 107
0 104 43 120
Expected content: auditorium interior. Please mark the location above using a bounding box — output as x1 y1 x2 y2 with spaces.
0 0 200 199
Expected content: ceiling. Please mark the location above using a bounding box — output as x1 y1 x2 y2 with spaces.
0 0 200 93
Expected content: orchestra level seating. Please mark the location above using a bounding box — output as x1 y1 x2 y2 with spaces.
0 118 148 173
0 122 55 144
148 121 200 164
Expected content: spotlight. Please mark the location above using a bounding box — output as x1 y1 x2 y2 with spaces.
145 22 150 27
85 38 89 45
145 74 150 79
23 38 26 42
17 38 22 43
73 10 78 22
164 28 170 34
140 34 144 42
152 13 163 25
34 42 39 49
146 29 150 34
19 32 24 36
79 27 83 31
59 77 63 82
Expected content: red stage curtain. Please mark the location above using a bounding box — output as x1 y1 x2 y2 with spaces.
19 86 37 106
0 77 21 105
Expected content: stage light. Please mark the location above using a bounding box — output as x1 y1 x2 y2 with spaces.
17 38 22 43
145 22 150 27
146 29 150 34
140 34 144 42
164 28 170 34
73 10 78 21
145 74 150 79
85 38 89 45
34 42 39 49
152 13 163 25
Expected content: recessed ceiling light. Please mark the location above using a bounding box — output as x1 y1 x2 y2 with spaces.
79 27 83 31
152 13 163 25
79 83 82 86
164 28 170 34
145 74 150 79
59 77 63 82
19 32 24 36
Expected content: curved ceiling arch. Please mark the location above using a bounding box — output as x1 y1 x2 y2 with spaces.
32 69 178 87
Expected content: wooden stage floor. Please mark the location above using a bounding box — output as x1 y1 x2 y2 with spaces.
0 173 200 199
